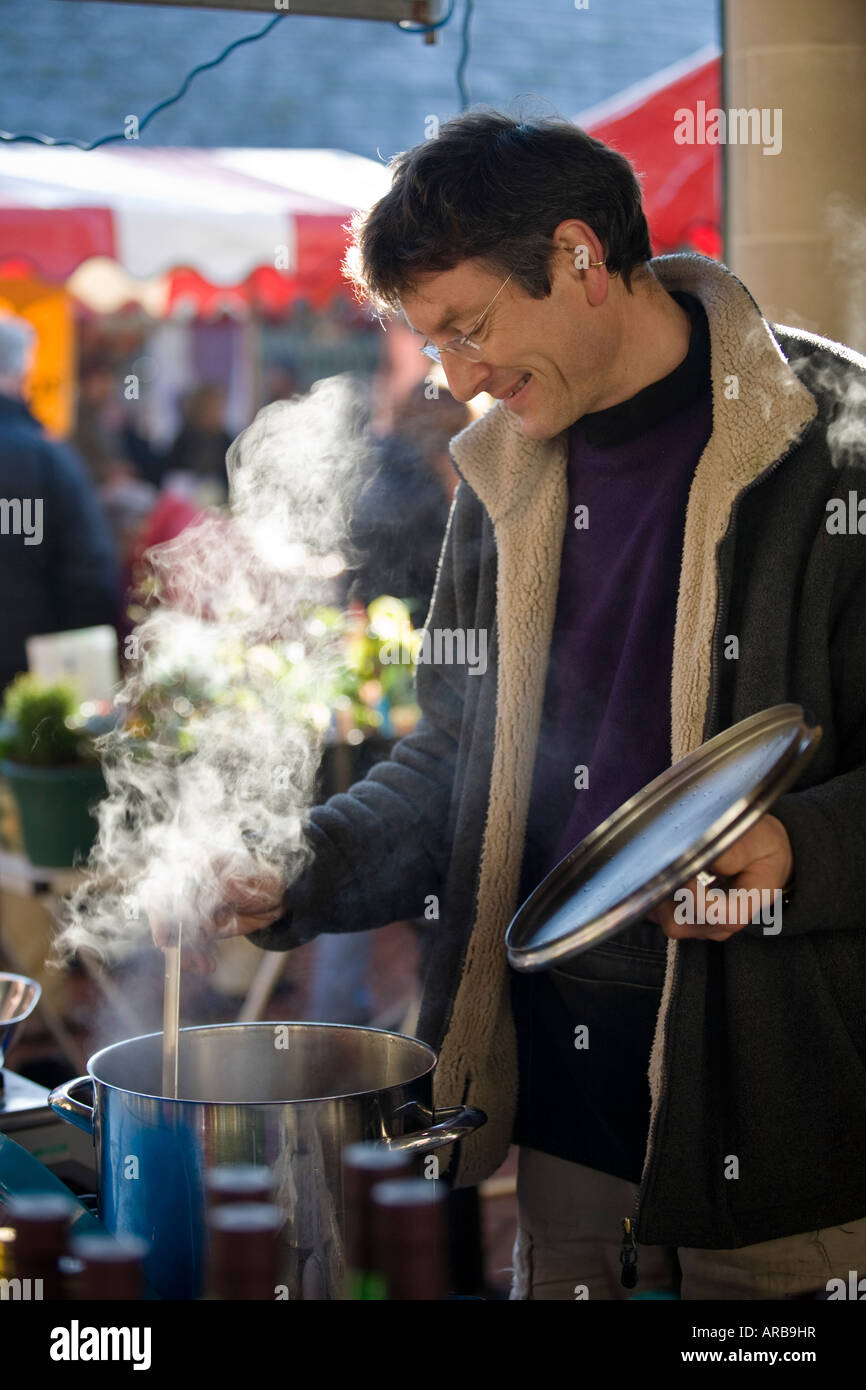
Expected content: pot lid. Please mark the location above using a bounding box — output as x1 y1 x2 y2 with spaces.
505 704 821 972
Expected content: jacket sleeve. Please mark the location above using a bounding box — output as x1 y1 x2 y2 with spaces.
247 481 476 952
747 520 866 938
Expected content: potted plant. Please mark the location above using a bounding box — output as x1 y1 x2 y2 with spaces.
0 674 107 868
333 595 421 739
313 596 421 796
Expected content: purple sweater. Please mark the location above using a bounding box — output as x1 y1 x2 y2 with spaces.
511 291 712 1182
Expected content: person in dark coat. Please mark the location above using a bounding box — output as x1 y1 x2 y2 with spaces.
346 383 469 620
0 313 119 694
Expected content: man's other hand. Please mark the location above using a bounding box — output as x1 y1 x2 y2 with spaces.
647 813 793 942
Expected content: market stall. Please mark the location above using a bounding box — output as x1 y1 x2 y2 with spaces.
0 144 392 435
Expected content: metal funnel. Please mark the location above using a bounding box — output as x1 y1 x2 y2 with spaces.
0 972 42 1070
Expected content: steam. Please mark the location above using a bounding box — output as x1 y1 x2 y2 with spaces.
58 376 370 963
791 342 866 477
827 195 866 357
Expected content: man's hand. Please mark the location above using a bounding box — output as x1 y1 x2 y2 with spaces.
647 813 793 942
151 854 288 973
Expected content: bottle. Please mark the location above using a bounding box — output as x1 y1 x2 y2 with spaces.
4 1193 76 1301
341 1142 415 1300
205 1164 274 1209
370 1178 450 1300
206 1202 283 1300
69 1234 150 1300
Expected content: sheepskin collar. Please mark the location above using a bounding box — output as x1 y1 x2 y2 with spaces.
449 251 818 538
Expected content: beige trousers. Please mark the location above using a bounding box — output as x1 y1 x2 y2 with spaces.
510 1147 866 1300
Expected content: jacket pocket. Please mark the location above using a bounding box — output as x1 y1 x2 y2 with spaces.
552 919 667 989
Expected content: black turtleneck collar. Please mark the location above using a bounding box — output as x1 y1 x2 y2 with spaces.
575 291 711 448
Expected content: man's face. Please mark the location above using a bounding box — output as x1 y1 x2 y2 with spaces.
399 252 620 441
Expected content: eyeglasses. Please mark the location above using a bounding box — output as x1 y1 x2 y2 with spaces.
419 271 515 363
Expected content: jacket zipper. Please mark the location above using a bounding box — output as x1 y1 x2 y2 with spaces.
621 945 681 1288
619 422 815 1290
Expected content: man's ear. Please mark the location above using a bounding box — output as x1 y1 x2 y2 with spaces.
552 219 605 270
551 219 609 307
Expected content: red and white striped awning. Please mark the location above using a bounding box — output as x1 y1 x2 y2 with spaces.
0 145 392 315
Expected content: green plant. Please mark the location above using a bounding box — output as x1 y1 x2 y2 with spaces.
334 596 420 734
0 674 98 767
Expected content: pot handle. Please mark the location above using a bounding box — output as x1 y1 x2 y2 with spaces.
47 1076 94 1136
385 1103 486 1154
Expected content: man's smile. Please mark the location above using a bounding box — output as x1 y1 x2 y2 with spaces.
493 371 533 405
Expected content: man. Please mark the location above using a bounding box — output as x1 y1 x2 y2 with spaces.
0 314 119 693
168 113 866 1299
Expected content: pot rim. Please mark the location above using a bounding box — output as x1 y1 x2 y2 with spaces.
85 1019 438 1106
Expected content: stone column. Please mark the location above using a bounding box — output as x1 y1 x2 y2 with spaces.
724 0 866 350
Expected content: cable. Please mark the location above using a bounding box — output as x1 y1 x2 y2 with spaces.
1 3 472 148
456 0 473 110
0 13 286 149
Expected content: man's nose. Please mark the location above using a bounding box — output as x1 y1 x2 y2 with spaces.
441 355 493 404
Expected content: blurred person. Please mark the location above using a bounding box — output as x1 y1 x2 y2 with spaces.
97 463 158 623
123 484 210 650
72 355 126 486
158 113 866 1302
368 316 431 437
0 313 119 693
160 384 233 496
73 353 160 490
261 357 300 407
346 383 469 618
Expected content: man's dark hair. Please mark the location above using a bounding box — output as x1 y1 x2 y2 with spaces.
347 110 653 312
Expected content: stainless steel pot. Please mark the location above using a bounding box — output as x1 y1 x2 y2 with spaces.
47 1021 485 1300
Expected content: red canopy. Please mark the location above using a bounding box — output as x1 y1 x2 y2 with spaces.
580 45 721 260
